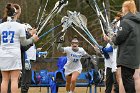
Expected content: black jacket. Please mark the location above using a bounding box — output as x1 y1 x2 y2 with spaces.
112 12 140 69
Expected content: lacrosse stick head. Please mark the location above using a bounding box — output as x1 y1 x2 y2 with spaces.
67 10 80 27
57 0 68 13
67 10 87 27
54 1 60 11
61 16 72 32
79 14 87 26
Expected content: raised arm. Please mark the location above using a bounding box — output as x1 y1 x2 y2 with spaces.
57 43 64 52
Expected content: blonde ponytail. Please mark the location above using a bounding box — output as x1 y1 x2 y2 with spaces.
123 0 137 14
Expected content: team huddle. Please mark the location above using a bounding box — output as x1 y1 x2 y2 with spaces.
0 0 140 93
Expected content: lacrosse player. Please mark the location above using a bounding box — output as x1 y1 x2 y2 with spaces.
0 3 38 93
57 36 91 93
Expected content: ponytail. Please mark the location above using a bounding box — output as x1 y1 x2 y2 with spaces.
123 0 137 14
6 3 17 17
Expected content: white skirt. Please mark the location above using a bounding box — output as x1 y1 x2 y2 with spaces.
64 61 83 76
0 49 22 71
64 68 82 76
0 57 22 71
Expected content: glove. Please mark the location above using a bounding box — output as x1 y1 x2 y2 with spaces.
99 46 110 59
99 46 103 51
57 36 65 43
25 59 31 70
94 46 101 53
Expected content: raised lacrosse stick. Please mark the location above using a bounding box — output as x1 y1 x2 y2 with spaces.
87 0 107 36
37 0 49 29
67 11 100 48
40 15 73 49
36 0 43 25
72 26 95 49
37 0 68 35
102 1 114 38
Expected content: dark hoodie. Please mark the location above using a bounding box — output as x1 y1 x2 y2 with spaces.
112 12 140 69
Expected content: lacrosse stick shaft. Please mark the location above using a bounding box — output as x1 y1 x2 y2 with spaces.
72 26 95 49
81 24 100 47
68 10 100 47
76 15 100 47
93 0 106 23
45 29 67 52
37 10 56 35
88 0 107 35
72 26 103 56
37 0 49 29
99 20 106 36
41 30 65 48
36 0 43 25
102 2 110 27
37 0 67 35
39 22 63 39
37 1 60 35
40 0 68 27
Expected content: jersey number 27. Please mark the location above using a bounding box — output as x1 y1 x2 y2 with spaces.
2 31 15 43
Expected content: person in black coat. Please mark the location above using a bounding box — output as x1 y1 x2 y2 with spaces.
133 11 140 93
111 0 140 93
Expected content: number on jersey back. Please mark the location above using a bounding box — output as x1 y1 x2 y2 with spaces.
2 31 15 43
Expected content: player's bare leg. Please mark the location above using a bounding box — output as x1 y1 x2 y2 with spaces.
11 70 20 93
1 71 10 93
70 71 80 93
133 69 140 93
66 75 72 92
117 67 126 93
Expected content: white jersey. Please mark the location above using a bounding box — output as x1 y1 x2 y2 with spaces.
114 20 120 33
104 43 117 73
26 44 36 61
63 47 87 76
104 43 113 68
112 48 117 72
0 21 26 71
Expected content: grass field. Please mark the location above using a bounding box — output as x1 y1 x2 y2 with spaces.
28 86 105 93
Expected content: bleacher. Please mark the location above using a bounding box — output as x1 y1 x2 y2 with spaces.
30 56 105 93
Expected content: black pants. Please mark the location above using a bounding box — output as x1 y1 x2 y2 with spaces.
121 66 136 93
105 67 119 93
21 69 32 93
20 60 33 93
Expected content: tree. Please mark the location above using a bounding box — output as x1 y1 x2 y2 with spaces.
135 0 140 11
0 0 124 57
